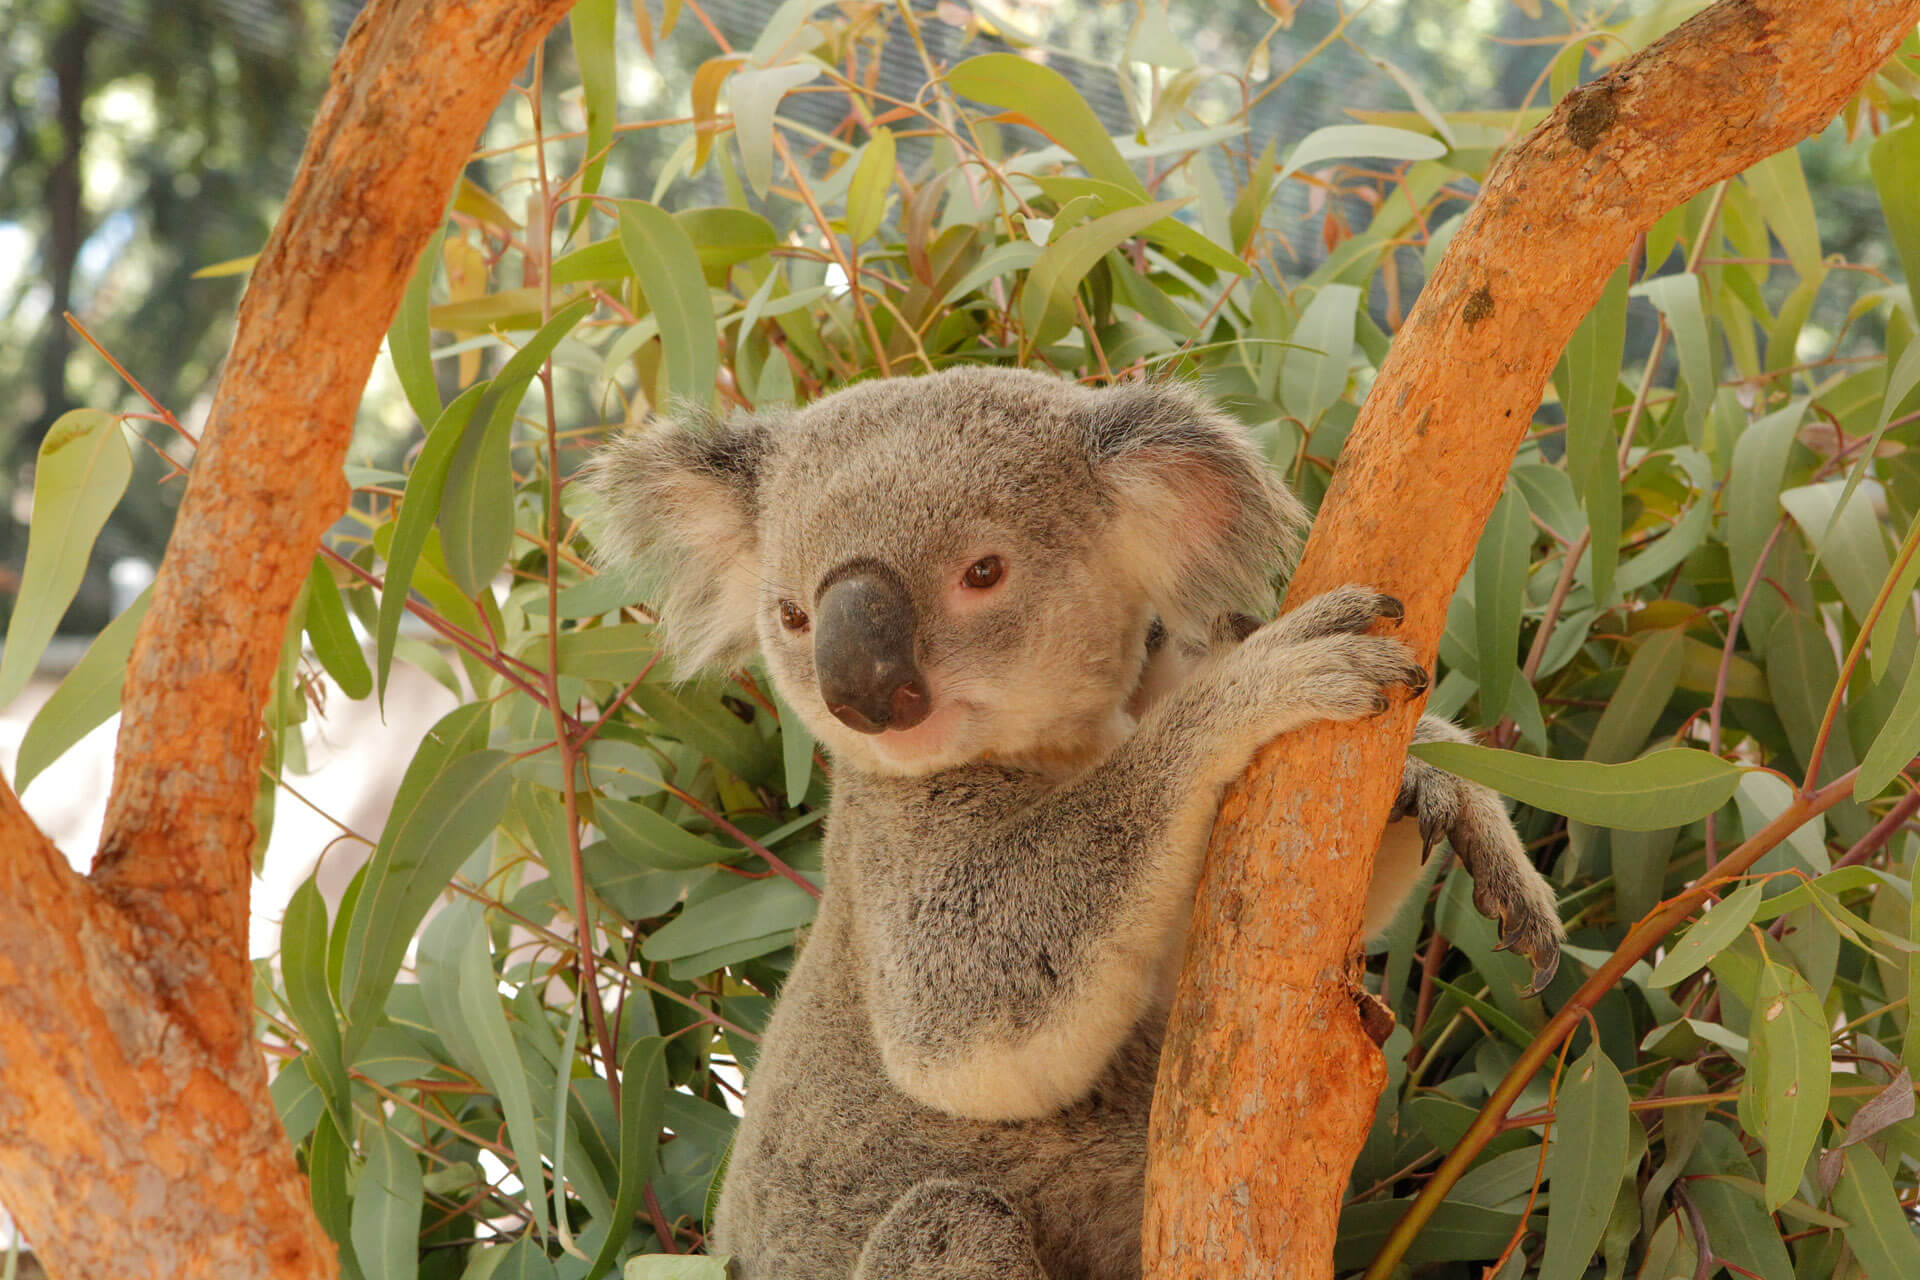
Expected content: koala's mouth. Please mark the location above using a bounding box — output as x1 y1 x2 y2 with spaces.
866 698 971 768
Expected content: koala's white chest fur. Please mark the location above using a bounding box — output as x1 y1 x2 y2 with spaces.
712 793 1162 1280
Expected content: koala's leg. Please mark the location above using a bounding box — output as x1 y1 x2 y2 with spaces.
851 1181 1049 1280
1379 716 1565 993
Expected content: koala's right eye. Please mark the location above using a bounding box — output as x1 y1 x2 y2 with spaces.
778 600 810 633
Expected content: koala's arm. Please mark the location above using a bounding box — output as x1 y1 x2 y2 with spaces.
865 588 1426 1122
1372 716 1565 991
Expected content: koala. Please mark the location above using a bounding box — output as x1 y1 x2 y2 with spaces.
588 366 1563 1280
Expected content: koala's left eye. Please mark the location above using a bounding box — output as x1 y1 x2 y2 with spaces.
779 600 810 632
962 556 1005 590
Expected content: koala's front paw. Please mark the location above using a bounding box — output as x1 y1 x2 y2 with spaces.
1396 749 1563 995
1270 585 1406 644
1253 628 1429 723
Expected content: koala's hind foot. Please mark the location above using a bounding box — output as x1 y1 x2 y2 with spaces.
1397 719 1565 994
852 1181 1049 1280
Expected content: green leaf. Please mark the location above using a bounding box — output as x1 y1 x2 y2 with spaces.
0 410 132 708
1473 488 1531 724
338 747 514 1049
642 875 817 961
1681 1123 1795 1280
591 1037 668 1277
1768 610 1857 787
747 0 830 63
777 692 814 805
1830 339 1920 544
1556 266 1628 603
533 622 660 690
1734 770 1828 877
623 1258 733 1280
572 0 618 198
1614 489 1712 596
304 558 371 700
1748 960 1831 1209
1869 508 1920 683
1725 399 1805 654
1273 124 1447 186
1334 1199 1533 1270
350 1123 423 1280
630 681 777 783
455 902 550 1241
282 879 350 1132
14 585 150 792
1857 640 1920 800
441 295 596 597
389 227 445 426
1611 825 1679 927
1744 148 1823 282
595 795 735 870
1649 882 1764 988
377 382 488 699
947 54 1147 197
309 1114 365 1280
728 62 820 197
492 1236 561 1280
1834 1145 1920 1278
1781 480 1892 625
618 203 719 409
1020 199 1183 346
1279 283 1360 431
1632 274 1711 445
676 207 781 273
846 127 895 244
1540 1044 1630 1280
1870 122 1920 289
522 573 640 619
1027 176 1245 276
1587 629 1684 764
1409 743 1743 831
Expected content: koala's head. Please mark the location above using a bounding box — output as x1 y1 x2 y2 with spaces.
588 367 1303 776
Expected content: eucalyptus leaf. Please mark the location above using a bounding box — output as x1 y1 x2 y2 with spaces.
1410 743 1743 831
0 410 132 708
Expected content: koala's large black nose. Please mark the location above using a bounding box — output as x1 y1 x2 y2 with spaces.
814 563 932 735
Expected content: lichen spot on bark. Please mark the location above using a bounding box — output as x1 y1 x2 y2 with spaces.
1462 287 1495 328
1564 82 1618 151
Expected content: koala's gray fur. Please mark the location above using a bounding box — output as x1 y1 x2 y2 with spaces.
588 367 1563 1279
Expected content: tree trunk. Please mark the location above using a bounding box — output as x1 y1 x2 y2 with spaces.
0 2 572 1276
1141 2 1920 1275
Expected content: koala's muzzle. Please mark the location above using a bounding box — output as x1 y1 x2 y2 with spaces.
814 564 931 734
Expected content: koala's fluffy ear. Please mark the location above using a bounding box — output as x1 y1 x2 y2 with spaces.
585 412 772 672
1084 381 1305 643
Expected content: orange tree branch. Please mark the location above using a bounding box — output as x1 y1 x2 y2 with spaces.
1141 3 1920 1276
0 3 574 1276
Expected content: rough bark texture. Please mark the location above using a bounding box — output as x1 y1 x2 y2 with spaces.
1142 2 1920 1275
0 2 572 1275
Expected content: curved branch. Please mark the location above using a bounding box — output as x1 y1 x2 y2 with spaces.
0 2 572 1276
1141 2 1920 1275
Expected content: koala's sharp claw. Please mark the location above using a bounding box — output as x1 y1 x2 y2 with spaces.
1403 664 1430 695
1418 824 1441 863
1522 952 1559 998
1379 595 1405 621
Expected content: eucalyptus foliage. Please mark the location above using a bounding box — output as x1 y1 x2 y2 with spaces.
12 1 1920 1276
